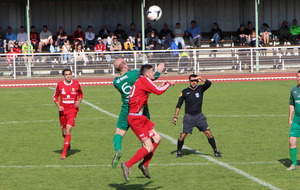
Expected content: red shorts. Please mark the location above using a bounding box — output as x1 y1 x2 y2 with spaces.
128 115 155 142
59 112 77 129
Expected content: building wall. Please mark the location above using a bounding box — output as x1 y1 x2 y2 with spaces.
0 0 300 34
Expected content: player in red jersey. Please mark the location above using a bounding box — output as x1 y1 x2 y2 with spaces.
121 64 174 181
53 69 83 159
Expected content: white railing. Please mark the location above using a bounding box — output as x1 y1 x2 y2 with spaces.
1 46 300 79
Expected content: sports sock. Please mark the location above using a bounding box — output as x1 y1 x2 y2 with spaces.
126 147 149 168
290 147 297 166
62 134 71 156
143 142 159 167
177 139 184 152
113 134 122 152
208 137 217 151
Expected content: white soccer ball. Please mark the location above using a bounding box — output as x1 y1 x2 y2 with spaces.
146 5 162 21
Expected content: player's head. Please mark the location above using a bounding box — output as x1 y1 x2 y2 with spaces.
297 70 300 85
114 58 128 73
62 69 72 83
189 74 198 88
140 64 155 80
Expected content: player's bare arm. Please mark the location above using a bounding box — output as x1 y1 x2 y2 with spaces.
198 76 206 82
172 107 180 125
289 105 295 127
74 98 82 107
55 101 64 111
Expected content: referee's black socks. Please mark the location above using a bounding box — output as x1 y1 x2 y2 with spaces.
208 137 217 151
177 139 184 152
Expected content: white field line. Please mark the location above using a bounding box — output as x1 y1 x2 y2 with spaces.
81 100 280 190
0 76 295 88
0 161 282 168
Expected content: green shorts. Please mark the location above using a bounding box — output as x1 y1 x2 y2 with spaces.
116 105 150 131
290 120 300 137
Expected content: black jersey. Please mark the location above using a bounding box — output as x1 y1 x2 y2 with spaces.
176 80 211 114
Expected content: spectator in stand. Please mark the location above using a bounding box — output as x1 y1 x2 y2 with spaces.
95 37 106 56
0 27 5 53
114 24 127 46
260 23 272 45
99 24 111 45
106 32 116 51
145 23 158 37
30 26 39 52
110 37 122 51
124 37 134 51
62 40 72 64
248 30 263 47
147 29 160 50
85 25 95 51
6 26 17 50
246 21 254 35
13 41 21 54
50 41 61 53
237 24 248 46
135 32 143 50
187 20 202 48
73 25 84 48
56 26 67 46
39 25 53 52
74 44 89 66
128 23 139 42
279 21 290 45
22 42 35 64
159 23 174 44
17 26 27 47
6 45 16 70
174 23 185 49
210 23 224 47
289 19 300 45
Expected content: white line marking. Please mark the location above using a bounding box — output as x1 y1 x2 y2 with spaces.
80 100 280 190
0 161 283 168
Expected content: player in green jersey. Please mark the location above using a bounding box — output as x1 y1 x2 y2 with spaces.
287 70 300 171
112 58 164 168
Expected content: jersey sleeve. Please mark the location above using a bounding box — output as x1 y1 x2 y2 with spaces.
53 84 60 103
176 91 185 108
77 83 83 99
144 77 171 95
202 80 212 92
290 89 295 106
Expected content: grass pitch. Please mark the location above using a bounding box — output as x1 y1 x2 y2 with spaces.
0 80 299 190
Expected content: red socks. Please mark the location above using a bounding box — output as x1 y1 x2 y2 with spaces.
126 147 149 168
143 143 159 167
62 134 71 155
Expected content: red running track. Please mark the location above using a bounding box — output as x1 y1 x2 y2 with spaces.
0 72 296 88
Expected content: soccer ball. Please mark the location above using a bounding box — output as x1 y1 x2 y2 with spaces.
146 5 162 21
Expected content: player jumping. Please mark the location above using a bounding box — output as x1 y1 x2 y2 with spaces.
121 64 174 181
53 69 83 160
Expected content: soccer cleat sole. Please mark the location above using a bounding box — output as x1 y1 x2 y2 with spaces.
112 150 122 168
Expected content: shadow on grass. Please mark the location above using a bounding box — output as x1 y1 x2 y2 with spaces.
278 158 300 168
171 148 208 157
53 149 81 158
109 181 162 190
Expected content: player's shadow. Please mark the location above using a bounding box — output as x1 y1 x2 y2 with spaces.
171 148 208 157
53 149 81 157
109 181 162 190
279 158 300 168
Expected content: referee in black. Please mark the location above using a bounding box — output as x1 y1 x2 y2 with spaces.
172 74 222 158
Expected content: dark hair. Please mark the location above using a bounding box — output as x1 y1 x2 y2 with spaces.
140 64 153 76
130 23 135 26
88 25 92 29
20 26 24 29
248 21 252 25
31 26 35 29
176 23 180 25
77 25 81 28
191 20 196 24
62 69 72 75
298 69 300 73
43 25 47 28
262 23 269 28
8 26 12 29
189 74 198 80
293 19 297 23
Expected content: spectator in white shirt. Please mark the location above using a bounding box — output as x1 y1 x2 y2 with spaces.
17 26 28 47
85 25 95 51
174 23 185 49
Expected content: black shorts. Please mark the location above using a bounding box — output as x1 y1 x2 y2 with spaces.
182 113 209 134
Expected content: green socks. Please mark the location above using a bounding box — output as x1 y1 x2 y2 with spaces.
113 134 122 152
290 147 297 166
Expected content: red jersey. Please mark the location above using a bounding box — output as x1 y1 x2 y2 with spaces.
53 80 83 114
129 76 171 113
95 43 106 52
30 32 39 43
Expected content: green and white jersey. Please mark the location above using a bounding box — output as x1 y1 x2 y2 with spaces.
290 85 300 118
113 69 161 105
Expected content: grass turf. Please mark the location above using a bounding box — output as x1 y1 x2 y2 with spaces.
0 80 299 189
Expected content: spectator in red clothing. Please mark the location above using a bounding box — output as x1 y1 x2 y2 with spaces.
13 41 21 54
73 25 84 48
7 45 16 68
56 26 68 46
30 26 39 52
95 37 106 55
